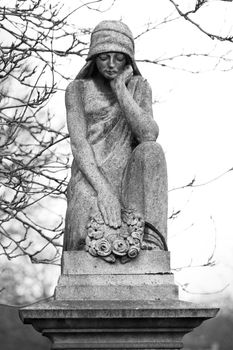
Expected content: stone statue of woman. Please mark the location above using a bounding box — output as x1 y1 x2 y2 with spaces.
64 20 167 261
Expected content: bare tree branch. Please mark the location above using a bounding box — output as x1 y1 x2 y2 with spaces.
169 0 233 42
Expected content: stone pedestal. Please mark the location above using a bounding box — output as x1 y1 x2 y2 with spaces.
19 251 219 349
56 251 178 301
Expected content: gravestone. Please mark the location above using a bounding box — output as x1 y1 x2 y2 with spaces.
19 20 218 349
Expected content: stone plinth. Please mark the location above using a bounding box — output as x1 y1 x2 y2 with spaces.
19 251 219 349
20 299 218 350
56 251 178 301
62 250 171 274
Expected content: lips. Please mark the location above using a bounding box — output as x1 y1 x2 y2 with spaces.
105 70 117 75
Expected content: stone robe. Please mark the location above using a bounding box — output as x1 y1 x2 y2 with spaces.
64 76 167 250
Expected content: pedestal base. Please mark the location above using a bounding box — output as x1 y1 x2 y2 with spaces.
56 251 178 301
19 298 218 350
19 251 218 349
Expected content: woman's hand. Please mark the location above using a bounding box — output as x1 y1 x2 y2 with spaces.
110 65 133 92
97 183 122 228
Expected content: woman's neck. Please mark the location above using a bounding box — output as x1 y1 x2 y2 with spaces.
94 72 113 92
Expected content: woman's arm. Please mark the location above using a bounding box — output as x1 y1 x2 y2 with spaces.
65 80 121 228
110 65 159 143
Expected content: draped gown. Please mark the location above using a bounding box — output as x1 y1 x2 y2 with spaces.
64 75 167 251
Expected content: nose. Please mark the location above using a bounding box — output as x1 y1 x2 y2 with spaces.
108 55 115 68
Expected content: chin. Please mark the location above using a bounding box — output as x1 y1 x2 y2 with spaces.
105 76 116 81
103 73 118 80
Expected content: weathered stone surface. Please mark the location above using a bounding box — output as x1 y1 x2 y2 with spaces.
58 274 174 286
20 298 219 319
62 250 171 274
64 20 168 255
20 298 219 350
55 283 178 301
56 251 178 300
19 19 219 350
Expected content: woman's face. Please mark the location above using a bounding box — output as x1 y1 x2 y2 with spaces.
96 52 127 80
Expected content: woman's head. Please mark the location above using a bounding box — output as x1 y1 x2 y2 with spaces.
76 20 141 79
95 52 127 80
87 21 134 61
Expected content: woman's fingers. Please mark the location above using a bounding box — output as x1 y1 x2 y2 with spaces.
115 205 122 227
108 207 114 227
107 203 121 228
110 206 119 228
98 202 109 226
113 204 122 228
98 191 122 228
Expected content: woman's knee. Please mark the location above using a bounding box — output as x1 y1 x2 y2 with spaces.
133 141 165 163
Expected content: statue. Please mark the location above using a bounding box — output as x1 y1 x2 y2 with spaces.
64 20 168 263
19 22 218 350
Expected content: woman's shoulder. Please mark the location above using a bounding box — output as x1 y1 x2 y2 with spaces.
132 75 151 88
128 75 152 98
65 78 87 93
65 79 92 109
129 75 151 91
65 79 96 104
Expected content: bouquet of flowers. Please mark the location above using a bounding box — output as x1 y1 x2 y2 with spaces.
85 209 144 263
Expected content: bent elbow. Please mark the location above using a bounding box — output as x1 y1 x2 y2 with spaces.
140 122 159 143
150 123 159 140
70 138 88 157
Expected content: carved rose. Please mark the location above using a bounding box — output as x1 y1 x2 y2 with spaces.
87 240 98 257
119 223 130 238
87 226 104 239
93 212 105 224
95 238 112 257
89 246 98 257
86 209 145 263
128 223 143 234
112 238 129 256
127 236 135 245
128 245 140 259
85 236 91 249
131 230 142 241
87 219 105 239
122 210 143 225
106 233 118 244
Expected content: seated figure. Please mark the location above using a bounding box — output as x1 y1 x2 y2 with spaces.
64 20 168 261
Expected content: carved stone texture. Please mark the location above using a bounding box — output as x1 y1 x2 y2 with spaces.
19 20 219 350
20 248 219 349
56 251 178 301
85 209 144 263
63 20 168 259
19 299 219 350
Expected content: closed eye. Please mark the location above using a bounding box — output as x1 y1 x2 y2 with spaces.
98 54 108 61
115 54 125 62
